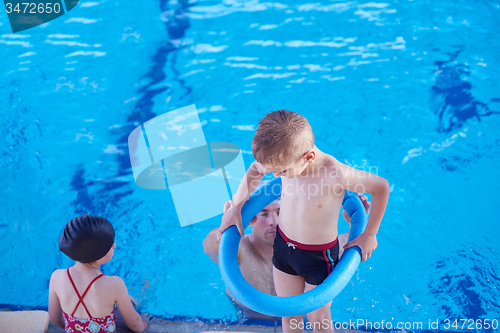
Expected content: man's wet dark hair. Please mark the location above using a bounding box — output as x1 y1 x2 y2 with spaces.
59 214 115 263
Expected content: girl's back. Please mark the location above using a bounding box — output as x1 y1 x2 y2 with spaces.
52 268 118 319
49 214 146 333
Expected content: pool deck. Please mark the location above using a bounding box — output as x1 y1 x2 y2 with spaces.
2 310 378 333
48 319 284 332
47 319 371 333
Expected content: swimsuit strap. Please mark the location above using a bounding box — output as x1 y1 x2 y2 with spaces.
67 268 105 318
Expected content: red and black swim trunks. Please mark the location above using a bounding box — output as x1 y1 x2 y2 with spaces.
272 225 339 285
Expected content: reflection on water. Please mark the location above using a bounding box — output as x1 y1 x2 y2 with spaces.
429 244 500 319
431 50 499 133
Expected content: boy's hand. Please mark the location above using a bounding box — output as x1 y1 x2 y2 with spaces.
342 192 371 223
218 200 245 238
343 232 377 262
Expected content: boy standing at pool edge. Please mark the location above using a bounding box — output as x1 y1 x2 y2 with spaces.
219 110 390 333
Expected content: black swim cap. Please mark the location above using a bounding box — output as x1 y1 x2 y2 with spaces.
59 214 115 263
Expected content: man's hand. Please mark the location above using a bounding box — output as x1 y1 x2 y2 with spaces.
218 200 245 238
223 200 232 213
342 192 371 223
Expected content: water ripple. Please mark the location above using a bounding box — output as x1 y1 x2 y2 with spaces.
429 244 500 319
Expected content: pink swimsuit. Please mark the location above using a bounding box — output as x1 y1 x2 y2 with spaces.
63 268 116 333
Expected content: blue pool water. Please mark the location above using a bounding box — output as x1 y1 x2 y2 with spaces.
1 0 499 330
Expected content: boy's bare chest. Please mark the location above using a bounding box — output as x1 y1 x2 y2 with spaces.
281 176 341 206
278 176 344 243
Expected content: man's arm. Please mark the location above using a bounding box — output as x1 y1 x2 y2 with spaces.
337 161 390 262
218 161 267 236
205 200 246 265
203 227 222 265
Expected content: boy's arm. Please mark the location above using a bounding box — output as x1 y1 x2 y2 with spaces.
342 193 371 223
218 161 267 236
337 161 390 262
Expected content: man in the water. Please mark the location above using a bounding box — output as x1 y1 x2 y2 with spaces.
203 190 370 320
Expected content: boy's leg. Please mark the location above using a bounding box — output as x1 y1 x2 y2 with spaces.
304 282 334 333
273 266 306 333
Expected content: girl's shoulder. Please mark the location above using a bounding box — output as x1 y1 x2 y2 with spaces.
94 275 129 297
95 275 129 302
49 268 67 283
97 275 125 288
50 269 124 288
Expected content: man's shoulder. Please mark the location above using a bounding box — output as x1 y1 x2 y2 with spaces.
238 235 257 259
239 234 253 250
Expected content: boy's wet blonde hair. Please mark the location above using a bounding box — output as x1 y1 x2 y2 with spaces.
252 110 315 165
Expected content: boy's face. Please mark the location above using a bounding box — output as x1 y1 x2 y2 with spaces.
263 150 313 179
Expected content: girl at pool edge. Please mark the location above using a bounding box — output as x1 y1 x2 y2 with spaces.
48 214 150 333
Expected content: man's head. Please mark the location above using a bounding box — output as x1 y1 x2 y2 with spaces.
250 202 280 245
252 110 315 178
248 181 280 245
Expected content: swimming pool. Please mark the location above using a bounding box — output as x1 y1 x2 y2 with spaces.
1 0 499 331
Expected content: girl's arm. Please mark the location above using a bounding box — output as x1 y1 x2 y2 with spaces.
48 271 65 328
114 277 145 333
